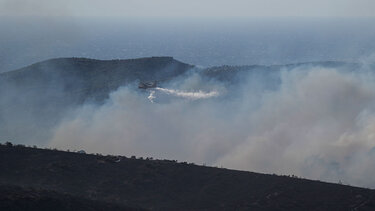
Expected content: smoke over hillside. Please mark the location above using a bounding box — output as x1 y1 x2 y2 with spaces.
44 56 375 188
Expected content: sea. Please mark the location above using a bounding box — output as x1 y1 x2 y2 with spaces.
1 17 375 72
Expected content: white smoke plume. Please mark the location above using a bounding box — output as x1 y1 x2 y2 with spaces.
148 87 220 103
49 59 375 188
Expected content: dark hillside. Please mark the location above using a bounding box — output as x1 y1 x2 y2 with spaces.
0 57 193 103
0 57 193 144
1 144 374 210
201 61 358 83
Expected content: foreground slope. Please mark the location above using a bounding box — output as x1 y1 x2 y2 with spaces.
0 185 144 211
1 144 374 210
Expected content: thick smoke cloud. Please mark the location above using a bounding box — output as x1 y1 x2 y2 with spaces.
49 58 375 188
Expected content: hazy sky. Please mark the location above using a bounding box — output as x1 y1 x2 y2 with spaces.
1 0 375 17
